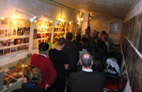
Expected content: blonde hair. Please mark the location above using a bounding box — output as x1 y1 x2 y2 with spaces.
23 65 42 84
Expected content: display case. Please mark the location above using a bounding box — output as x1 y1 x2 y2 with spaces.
0 57 30 92
0 18 30 58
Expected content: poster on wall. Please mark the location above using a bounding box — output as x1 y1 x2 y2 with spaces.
128 17 135 42
119 66 128 92
132 15 142 48
138 29 142 54
0 29 5 37
137 14 142 54
110 22 119 34
0 18 8 25
132 57 142 92
127 49 137 86
125 44 132 70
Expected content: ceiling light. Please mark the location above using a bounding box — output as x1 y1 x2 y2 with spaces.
30 16 38 23
0 17 5 20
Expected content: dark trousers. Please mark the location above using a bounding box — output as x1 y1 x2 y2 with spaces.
42 87 53 92
66 69 76 92
46 77 66 92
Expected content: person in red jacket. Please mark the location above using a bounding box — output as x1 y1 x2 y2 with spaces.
30 43 57 92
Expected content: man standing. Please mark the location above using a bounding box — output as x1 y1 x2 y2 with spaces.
62 32 79 74
62 32 79 92
30 43 57 92
49 38 68 92
69 52 106 92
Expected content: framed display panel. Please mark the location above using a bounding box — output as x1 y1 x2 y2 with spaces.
125 43 131 68
119 66 128 92
132 57 142 92
127 49 137 86
137 14 142 54
0 18 30 58
132 15 142 48
128 17 135 42
33 20 53 49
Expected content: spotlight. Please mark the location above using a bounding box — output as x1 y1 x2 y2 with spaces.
55 20 61 25
30 16 38 23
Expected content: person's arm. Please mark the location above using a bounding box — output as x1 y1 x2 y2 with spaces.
64 54 69 70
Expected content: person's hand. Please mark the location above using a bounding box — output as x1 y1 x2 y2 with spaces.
45 84 50 90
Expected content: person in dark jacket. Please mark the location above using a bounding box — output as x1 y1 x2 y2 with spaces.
49 37 68 92
62 32 79 75
12 65 44 92
62 32 79 92
69 52 106 92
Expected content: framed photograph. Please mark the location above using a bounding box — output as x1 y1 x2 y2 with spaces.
138 29 142 54
0 18 8 25
128 17 135 42
0 40 8 47
132 57 142 92
17 46 23 51
17 27 24 35
23 27 30 35
33 29 37 39
0 49 3 56
0 29 5 37
13 29 17 36
132 15 141 47
110 22 119 34
3 48 10 55
10 47 17 53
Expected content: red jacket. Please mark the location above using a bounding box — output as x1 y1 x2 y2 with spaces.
30 54 57 88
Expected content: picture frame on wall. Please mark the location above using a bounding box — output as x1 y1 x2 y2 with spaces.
0 29 5 37
132 57 142 92
110 22 119 34
0 18 8 25
132 15 141 48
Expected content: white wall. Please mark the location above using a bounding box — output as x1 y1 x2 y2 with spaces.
0 0 76 20
90 15 122 44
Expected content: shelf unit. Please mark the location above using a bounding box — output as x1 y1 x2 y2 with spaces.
0 18 30 58
32 20 53 49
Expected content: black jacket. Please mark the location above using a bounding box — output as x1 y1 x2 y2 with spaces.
62 41 79 71
68 71 106 92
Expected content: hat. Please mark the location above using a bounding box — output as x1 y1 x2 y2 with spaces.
39 43 49 51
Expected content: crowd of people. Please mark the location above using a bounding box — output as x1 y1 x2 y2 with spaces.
12 29 122 92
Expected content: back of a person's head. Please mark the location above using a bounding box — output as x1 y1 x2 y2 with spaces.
93 58 105 72
101 31 106 35
82 42 89 49
38 43 49 51
81 53 93 68
23 65 42 84
58 37 66 46
76 34 81 41
66 32 73 41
